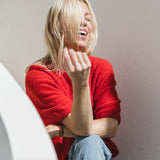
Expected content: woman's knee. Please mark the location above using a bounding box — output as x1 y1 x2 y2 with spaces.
69 133 112 160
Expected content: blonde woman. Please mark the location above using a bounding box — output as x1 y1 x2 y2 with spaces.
25 0 121 159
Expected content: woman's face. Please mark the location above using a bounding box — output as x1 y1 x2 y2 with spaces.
65 1 93 52
76 1 92 51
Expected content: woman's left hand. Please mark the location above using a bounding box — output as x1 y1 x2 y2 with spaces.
46 124 60 138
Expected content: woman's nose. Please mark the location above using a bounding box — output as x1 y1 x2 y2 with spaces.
80 19 87 27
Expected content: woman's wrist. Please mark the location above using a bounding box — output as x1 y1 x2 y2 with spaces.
58 123 64 137
46 124 60 138
73 84 89 90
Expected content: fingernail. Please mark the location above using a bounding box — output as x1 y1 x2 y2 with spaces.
69 49 74 54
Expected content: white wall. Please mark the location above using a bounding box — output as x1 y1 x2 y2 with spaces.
92 1 160 159
0 0 160 159
0 0 53 88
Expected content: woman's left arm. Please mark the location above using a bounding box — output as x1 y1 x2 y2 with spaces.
46 117 118 139
92 117 119 138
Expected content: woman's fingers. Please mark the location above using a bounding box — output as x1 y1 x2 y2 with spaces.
82 52 91 68
76 52 88 69
69 49 82 71
63 48 91 72
63 48 75 72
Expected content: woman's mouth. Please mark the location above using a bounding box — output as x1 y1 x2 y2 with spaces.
78 29 88 39
78 30 88 36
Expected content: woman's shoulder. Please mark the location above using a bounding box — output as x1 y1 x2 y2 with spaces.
25 63 56 84
25 63 69 86
25 64 49 78
27 64 48 73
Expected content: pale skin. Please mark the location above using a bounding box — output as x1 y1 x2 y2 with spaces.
46 1 119 139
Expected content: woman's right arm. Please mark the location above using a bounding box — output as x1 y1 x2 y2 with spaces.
61 48 93 136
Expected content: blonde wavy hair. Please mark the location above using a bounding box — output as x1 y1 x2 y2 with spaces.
26 0 98 73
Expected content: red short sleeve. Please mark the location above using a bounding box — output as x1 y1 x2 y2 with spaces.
93 60 121 124
25 66 72 126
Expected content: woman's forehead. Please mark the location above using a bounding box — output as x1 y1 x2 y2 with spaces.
78 1 90 16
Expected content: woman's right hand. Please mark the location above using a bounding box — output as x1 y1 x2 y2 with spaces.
62 47 93 136
63 47 91 87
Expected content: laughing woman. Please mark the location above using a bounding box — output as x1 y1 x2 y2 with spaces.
25 0 121 159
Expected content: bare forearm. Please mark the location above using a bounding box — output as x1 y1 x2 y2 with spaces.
71 83 93 135
46 118 118 139
63 117 118 138
63 125 76 137
92 117 119 138
62 84 93 136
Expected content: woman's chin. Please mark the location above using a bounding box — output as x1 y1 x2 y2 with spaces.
64 41 87 52
75 42 88 51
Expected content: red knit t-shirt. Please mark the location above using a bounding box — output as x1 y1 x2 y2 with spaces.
25 56 121 160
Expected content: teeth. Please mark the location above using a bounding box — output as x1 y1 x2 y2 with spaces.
78 30 87 36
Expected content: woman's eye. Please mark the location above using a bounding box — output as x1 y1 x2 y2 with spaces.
84 15 91 22
86 17 91 22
